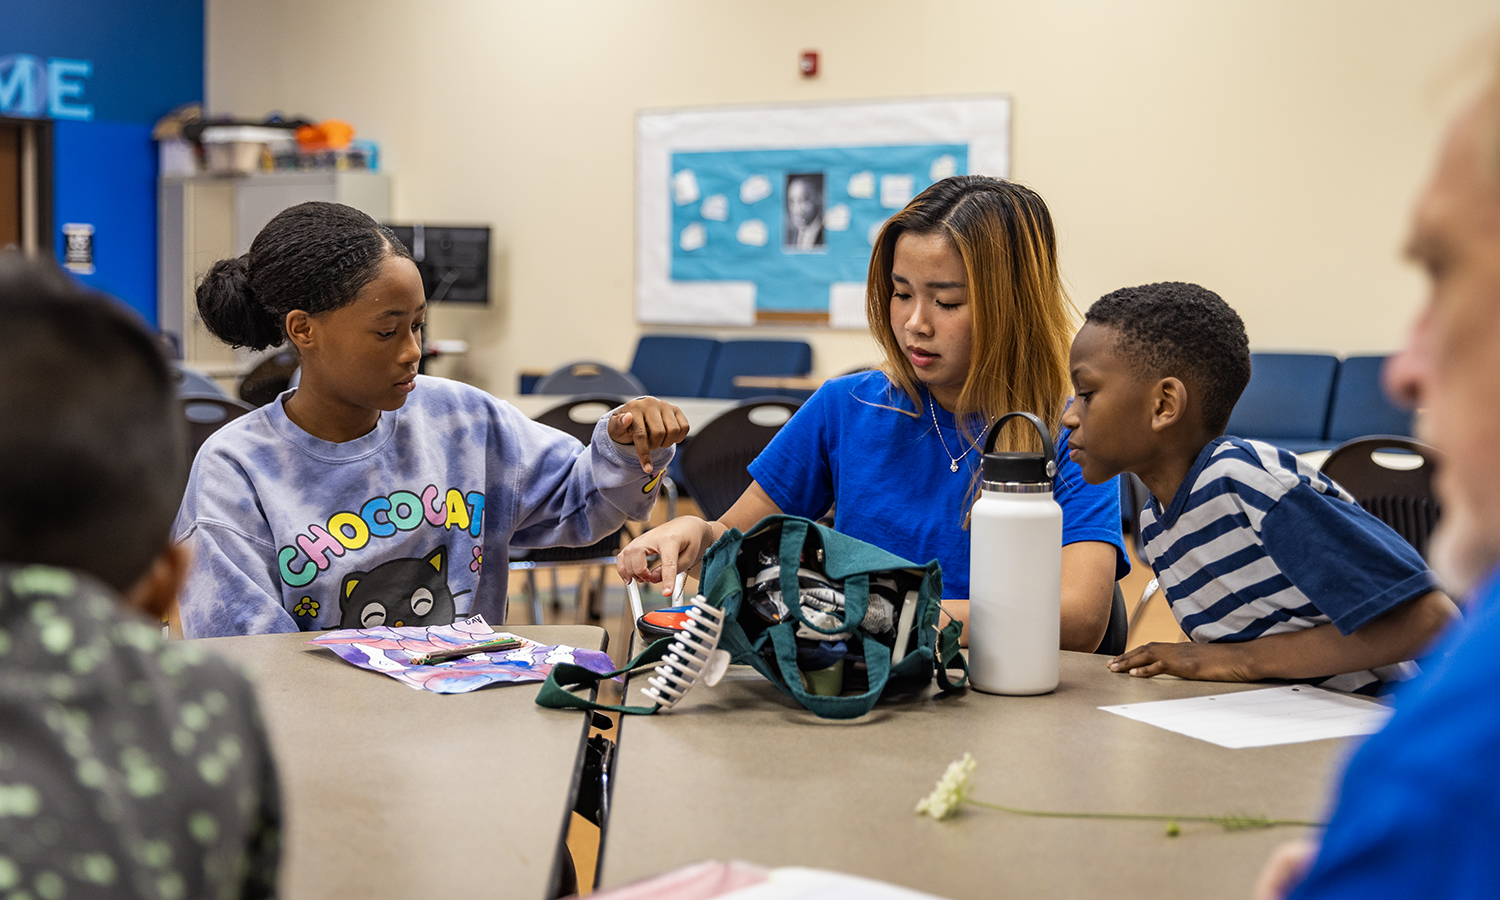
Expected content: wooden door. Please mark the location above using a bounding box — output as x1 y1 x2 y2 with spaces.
0 121 20 250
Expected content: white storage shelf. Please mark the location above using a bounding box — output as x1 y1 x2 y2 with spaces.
158 172 391 373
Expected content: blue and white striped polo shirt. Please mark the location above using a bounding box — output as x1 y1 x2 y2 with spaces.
1139 437 1438 694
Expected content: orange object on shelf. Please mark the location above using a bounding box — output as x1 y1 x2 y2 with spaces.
295 119 355 151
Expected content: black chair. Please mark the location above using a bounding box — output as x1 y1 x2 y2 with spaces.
1095 584 1128 657
238 347 300 407
510 396 645 624
1119 473 1150 568
534 361 645 397
1320 435 1441 559
1115 472 1164 631
532 394 623 441
170 362 227 398
676 397 801 521
181 393 254 470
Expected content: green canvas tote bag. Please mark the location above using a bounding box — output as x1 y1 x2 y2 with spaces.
536 515 967 720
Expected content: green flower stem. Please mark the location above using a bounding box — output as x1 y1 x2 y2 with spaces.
965 799 1323 832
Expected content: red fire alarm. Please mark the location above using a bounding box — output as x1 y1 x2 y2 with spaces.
799 51 819 78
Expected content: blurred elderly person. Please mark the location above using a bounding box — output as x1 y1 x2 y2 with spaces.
1256 60 1500 900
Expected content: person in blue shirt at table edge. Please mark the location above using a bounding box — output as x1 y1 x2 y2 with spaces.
1062 282 1455 695
619 175 1129 652
174 201 689 637
1254 59 1500 900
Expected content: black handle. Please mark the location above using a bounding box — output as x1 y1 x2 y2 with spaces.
982 411 1055 468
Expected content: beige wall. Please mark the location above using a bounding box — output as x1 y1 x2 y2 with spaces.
207 0 1495 394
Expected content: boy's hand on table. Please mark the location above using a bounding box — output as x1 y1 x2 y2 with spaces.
1112 592 1458 684
1107 641 1256 682
609 398 690 474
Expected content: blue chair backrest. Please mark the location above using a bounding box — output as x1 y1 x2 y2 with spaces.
1324 355 1412 442
1226 353 1340 442
701 340 813 399
630 336 720 398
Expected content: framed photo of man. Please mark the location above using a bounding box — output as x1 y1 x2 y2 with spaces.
784 173 826 252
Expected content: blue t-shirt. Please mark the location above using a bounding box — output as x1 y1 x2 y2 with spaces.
1289 567 1498 899
1140 437 1436 694
747 371 1127 599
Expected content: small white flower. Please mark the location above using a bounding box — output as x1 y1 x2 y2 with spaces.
915 753 976 820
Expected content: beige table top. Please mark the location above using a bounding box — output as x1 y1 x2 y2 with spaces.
601 650 1353 898
199 625 606 900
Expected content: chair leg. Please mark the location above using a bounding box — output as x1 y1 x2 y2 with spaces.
574 572 592 626
1128 578 1159 631
525 570 543 625
663 475 678 521
549 568 562 614
590 564 608 622
579 565 608 625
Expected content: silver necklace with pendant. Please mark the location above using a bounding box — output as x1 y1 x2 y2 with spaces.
927 390 984 473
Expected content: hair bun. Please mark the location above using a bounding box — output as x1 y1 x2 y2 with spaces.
195 255 281 351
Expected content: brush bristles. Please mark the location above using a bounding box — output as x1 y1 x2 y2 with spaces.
641 599 727 709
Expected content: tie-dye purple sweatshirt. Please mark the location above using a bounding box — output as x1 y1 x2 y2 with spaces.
173 376 668 637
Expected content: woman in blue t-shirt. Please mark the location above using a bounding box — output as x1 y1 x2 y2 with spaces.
619 176 1127 651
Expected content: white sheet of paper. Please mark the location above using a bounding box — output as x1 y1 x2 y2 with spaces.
1099 685 1393 749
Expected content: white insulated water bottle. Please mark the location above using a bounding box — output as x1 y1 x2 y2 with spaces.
969 411 1062 695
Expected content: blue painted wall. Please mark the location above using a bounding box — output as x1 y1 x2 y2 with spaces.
2 0 205 325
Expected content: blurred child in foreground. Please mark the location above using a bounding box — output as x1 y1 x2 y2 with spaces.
0 254 280 898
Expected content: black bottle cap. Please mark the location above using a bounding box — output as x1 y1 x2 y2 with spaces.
982 451 1051 484
980 411 1057 485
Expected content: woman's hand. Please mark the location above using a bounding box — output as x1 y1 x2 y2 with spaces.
617 481 782 594
617 517 722 594
608 398 691 474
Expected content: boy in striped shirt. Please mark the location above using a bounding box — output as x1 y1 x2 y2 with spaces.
1061 282 1456 694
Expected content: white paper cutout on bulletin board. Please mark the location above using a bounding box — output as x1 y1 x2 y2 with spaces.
637 97 1011 327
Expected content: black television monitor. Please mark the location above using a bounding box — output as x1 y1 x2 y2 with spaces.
387 224 491 304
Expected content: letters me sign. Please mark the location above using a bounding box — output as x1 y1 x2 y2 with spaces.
0 54 93 121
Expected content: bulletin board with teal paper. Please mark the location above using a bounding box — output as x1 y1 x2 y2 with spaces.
637 98 1010 328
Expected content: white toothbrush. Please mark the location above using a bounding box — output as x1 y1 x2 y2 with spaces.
890 589 920 664
626 571 687 624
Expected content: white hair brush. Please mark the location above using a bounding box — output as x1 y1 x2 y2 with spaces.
627 579 731 710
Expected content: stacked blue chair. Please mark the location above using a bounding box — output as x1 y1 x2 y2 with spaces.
1325 355 1413 444
703 339 813 400
1225 352 1341 453
629 335 720 398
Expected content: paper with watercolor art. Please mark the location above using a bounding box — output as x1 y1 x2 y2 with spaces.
310 614 615 694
